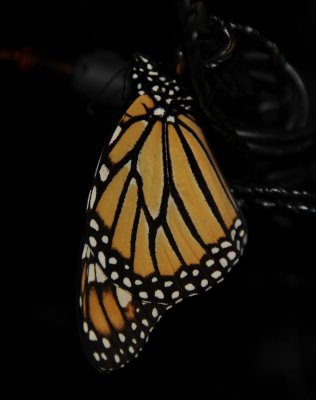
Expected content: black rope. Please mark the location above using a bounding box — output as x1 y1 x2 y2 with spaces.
232 184 316 216
178 0 254 167
228 22 315 156
176 1 315 217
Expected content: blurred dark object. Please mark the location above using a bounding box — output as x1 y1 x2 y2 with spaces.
73 50 131 108
0 47 131 108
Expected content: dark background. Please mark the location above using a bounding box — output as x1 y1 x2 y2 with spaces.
0 1 315 397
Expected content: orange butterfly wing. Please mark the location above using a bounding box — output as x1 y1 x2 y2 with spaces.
79 242 167 372
84 94 247 303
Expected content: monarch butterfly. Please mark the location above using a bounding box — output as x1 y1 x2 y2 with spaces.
78 53 247 372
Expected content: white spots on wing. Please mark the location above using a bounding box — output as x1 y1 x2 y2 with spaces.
131 323 137 331
167 115 175 123
89 330 97 341
147 77 153 82
137 83 142 90
95 264 107 283
102 235 109 244
165 98 172 104
211 247 219 254
220 258 228 268
79 296 82 307
151 277 158 283
101 353 107 360
93 352 100 361
139 291 148 299
140 331 145 339
221 241 231 248
153 107 165 116
155 290 164 299
147 63 153 70
89 186 97 209
88 264 95 283
116 287 132 308
142 319 149 327
124 264 130 270
130 177 137 187
132 73 138 79
109 257 117 265
139 90 145 95
149 71 158 76
83 322 88 333
192 269 199 276
168 89 174 96
139 55 148 63
206 259 215 267
211 270 222 279
237 240 241 251
82 244 88 259
231 229 236 240
152 308 158 318
99 164 109 182
240 230 245 238
164 281 173 287
171 291 180 299
89 236 97 247
118 333 126 343
102 337 111 349
185 283 195 291
111 271 119 280
123 277 132 288
98 251 106 268
235 219 242 228
89 219 99 231
114 354 121 364
135 280 142 286
228 251 236 260
128 346 135 354
159 76 166 82
201 279 208 287
180 271 188 279
154 95 161 101
152 85 159 92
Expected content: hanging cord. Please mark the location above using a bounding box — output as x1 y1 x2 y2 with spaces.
177 0 254 167
177 2 315 160
232 184 316 216
176 1 315 216
227 23 316 157
229 22 309 130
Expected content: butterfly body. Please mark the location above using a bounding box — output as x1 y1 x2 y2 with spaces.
78 53 247 371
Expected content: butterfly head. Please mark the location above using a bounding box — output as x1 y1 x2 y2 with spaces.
132 53 194 116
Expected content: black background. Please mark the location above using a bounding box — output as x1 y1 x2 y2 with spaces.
0 1 315 397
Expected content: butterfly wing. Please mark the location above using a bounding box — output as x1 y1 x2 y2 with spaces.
85 92 247 304
78 241 167 372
